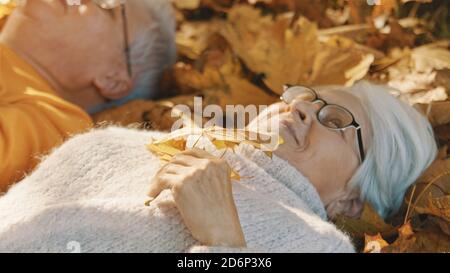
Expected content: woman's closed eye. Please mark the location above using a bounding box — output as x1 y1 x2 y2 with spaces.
322 118 342 129
322 118 346 138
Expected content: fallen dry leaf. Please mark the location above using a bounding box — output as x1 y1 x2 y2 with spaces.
176 20 224 60
372 43 450 105
412 41 450 73
383 221 450 253
173 48 277 109
173 0 201 10
417 101 450 127
221 5 373 94
147 126 284 182
0 1 15 30
414 195 450 222
334 202 397 241
82 0 450 253
364 233 389 253
405 157 450 212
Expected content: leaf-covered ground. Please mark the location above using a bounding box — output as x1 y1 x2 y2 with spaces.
100 0 450 253
1 0 449 252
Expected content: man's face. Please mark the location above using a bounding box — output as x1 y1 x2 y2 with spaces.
1 0 153 109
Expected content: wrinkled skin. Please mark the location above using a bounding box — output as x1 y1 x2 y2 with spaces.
0 0 154 110
149 90 372 246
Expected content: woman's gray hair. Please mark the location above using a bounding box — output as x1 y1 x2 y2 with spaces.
89 0 176 113
345 81 437 219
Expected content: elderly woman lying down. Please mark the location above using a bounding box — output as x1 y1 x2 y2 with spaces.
0 81 437 253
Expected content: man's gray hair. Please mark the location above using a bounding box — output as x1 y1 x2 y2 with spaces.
90 0 176 112
129 0 176 98
345 81 437 219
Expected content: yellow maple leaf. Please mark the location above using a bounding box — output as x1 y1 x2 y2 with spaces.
147 126 284 181
220 5 374 94
363 233 389 253
176 20 223 59
173 49 277 109
173 0 201 10
398 221 414 238
0 1 15 31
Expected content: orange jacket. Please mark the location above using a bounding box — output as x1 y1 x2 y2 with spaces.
0 43 92 192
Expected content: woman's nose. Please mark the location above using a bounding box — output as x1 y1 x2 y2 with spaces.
288 98 321 122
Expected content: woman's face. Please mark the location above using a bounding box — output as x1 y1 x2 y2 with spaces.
249 89 372 206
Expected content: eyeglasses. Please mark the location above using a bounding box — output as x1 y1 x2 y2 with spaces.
281 84 365 163
93 0 132 77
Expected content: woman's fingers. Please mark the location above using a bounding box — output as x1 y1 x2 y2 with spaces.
148 173 179 199
170 149 216 167
170 154 200 166
148 148 219 200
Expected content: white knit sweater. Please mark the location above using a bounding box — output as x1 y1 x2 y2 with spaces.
0 127 354 253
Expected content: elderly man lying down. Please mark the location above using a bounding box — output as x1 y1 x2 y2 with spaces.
0 82 437 253
0 0 175 192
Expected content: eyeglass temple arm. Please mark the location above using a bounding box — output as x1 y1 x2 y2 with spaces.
120 3 132 77
356 127 365 162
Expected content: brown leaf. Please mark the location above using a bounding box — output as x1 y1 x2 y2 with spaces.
430 216 450 236
221 6 316 94
435 124 450 143
0 1 15 31
173 48 277 110
383 221 450 253
405 157 450 211
412 41 450 73
202 76 278 109
176 20 224 60
334 203 397 240
310 36 374 86
382 222 417 253
398 221 415 237
92 96 199 131
173 0 201 10
221 5 373 94
414 195 450 222
372 41 450 106
372 0 398 21
417 101 450 127
363 233 389 253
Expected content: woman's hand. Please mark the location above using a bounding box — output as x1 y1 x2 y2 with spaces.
148 149 246 247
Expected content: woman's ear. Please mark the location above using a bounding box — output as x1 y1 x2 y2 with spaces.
93 73 133 100
326 188 363 219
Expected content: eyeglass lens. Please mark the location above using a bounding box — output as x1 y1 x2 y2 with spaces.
282 87 354 129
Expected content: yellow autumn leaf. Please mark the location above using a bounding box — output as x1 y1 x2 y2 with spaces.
412 41 450 73
173 48 277 109
220 5 373 94
0 1 15 19
173 0 201 10
176 20 223 59
147 142 182 157
363 233 389 253
221 6 318 94
414 194 450 222
398 221 414 238
0 0 15 30
147 125 285 182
